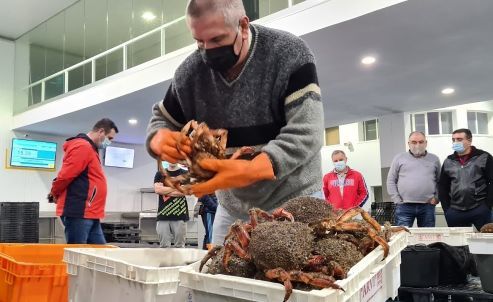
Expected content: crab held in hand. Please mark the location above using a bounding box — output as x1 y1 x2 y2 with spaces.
159 120 255 194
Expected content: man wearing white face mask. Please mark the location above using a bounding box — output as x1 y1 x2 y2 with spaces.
322 150 369 210
387 131 441 227
49 118 118 244
439 128 493 230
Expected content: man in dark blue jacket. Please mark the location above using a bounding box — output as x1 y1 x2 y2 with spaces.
198 194 218 250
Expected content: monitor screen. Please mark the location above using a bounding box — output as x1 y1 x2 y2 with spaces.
104 146 134 168
10 138 57 169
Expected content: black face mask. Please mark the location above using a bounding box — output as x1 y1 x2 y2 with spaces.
199 27 244 72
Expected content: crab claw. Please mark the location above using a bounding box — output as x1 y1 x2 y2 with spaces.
272 208 294 222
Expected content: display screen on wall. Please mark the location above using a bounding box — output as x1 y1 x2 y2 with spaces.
104 146 134 168
10 138 57 169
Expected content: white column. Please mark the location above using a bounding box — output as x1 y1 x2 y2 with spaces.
378 113 409 202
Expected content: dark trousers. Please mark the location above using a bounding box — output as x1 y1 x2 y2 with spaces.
201 212 215 250
444 203 492 231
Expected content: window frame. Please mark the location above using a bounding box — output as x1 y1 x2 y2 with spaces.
411 111 454 135
363 119 379 141
467 111 490 135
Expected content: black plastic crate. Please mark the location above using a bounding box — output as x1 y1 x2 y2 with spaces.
103 229 141 235
0 202 39 220
0 223 39 243
371 202 396 225
101 222 139 230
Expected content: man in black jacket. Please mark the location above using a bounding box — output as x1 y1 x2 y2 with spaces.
439 128 493 230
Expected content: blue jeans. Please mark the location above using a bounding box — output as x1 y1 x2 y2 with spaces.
61 216 106 244
201 212 215 249
444 203 492 231
395 203 436 227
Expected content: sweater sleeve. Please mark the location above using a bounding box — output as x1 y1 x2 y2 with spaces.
145 82 186 158
261 61 324 179
50 142 91 197
322 174 330 201
386 155 402 203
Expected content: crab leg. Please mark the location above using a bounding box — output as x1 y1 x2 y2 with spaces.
368 228 390 260
265 268 293 302
199 245 222 272
338 207 381 232
223 240 251 272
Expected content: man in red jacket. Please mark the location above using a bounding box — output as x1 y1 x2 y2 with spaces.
49 118 118 244
322 150 369 210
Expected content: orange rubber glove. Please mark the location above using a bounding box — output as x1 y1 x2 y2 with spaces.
150 128 192 163
191 152 276 197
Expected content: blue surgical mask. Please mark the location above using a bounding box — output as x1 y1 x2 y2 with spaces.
101 137 111 149
334 160 346 171
452 142 465 153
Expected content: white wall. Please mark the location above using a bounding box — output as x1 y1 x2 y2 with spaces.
103 143 158 212
0 38 61 211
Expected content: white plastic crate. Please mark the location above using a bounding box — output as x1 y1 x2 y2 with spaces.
64 247 207 302
179 232 407 302
466 233 493 255
406 227 473 246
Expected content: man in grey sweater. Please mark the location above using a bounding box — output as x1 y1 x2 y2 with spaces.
146 0 324 244
387 131 441 227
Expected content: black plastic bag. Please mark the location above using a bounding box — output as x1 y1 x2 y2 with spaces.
428 242 478 285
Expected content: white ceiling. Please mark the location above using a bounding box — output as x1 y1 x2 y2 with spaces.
14 0 493 144
0 0 79 40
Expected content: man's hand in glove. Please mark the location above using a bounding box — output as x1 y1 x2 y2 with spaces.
150 128 192 163
191 152 276 197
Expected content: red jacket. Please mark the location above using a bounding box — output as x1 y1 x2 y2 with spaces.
51 134 107 219
322 168 369 210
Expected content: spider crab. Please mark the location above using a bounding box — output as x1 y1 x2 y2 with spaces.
200 208 344 302
159 120 254 194
199 203 407 302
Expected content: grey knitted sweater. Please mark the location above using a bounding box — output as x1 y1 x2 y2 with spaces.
146 24 324 216
386 151 441 204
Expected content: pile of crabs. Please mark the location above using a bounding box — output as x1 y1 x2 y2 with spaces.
199 196 408 302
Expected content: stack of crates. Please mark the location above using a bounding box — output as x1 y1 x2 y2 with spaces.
101 222 141 243
371 202 396 225
0 202 39 243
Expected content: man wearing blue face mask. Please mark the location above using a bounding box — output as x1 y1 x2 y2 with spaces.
49 118 118 243
146 0 324 244
438 128 493 230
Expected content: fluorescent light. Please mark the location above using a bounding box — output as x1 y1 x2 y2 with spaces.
128 119 138 125
142 11 156 21
441 87 455 95
361 56 376 65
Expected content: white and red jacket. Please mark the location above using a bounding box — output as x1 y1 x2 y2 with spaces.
322 168 369 210
51 134 107 219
